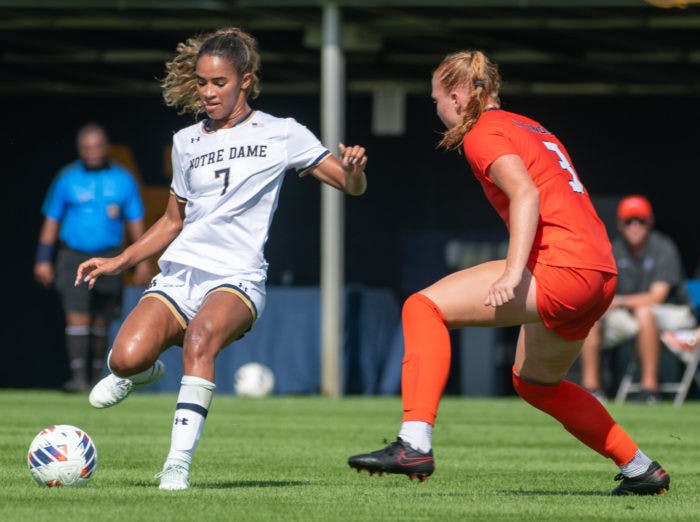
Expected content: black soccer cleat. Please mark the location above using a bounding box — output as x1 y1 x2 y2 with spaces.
347 437 434 482
611 461 670 496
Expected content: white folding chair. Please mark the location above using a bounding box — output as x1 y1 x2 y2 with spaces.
615 279 700 407
614 350 700 407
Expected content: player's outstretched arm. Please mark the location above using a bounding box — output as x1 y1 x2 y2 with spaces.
309 143 367 195
75 193 185 288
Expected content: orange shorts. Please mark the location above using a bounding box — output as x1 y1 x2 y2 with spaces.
530 263 617 341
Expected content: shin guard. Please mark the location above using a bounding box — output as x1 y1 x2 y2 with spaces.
401 293 451 424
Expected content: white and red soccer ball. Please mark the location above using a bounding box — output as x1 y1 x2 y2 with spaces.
27 424 97 487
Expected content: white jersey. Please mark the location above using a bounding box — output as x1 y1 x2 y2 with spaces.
159 110 330 279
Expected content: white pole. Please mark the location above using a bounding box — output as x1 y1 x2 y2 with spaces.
320 2 344 398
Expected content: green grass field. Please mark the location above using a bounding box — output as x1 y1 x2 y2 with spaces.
1 390 698 521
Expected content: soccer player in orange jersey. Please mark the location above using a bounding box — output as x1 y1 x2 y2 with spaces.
348 50 669 496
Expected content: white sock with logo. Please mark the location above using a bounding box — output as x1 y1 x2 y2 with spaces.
165 375 216 468
398 421 433 453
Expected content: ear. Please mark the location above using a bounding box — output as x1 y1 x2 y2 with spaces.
240 72 253 90
451 87 469 112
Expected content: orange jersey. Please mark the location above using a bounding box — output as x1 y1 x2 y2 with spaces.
463 109 616 273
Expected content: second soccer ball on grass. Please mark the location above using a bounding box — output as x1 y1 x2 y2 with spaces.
234 362 275 398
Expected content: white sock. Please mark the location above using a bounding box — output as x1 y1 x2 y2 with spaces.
398 421 433 453
165 375 216 467
620 449 653 478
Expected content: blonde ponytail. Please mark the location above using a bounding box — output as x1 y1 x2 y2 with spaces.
435 50 501 150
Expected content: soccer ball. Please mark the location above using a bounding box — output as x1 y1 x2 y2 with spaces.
234 362 275 398
27 424 98 487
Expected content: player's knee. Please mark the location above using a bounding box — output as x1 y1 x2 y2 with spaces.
107 348 141 377
402 292 446 324
107 339 156 376
512 369 559 407
182 323 219 363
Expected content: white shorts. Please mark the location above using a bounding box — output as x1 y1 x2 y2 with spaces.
141 262 266 329
602 304 697 349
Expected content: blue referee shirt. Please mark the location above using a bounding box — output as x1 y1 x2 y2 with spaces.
41 160 145 254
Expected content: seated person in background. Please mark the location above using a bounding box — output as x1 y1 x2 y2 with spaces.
580 195 696 403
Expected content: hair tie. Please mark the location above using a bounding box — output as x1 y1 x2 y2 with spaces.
474 80 485 88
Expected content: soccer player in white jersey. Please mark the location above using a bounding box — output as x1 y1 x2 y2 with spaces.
75 27 367 491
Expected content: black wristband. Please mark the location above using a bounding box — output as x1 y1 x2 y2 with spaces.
35 243 55 263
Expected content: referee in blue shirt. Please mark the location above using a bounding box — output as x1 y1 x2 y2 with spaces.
34 123 153 392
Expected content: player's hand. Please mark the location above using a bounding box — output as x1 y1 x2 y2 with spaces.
338 143 367 173
484 270 521 307
75 256 127 289
33 262 54 288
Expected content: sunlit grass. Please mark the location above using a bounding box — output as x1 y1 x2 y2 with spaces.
1 390 698 521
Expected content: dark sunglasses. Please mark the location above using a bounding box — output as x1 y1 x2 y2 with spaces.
623 217 650 227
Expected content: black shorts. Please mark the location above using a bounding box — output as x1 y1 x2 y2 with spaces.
54 246 123 319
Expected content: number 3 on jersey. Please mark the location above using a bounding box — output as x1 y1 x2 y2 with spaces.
542 141 584 193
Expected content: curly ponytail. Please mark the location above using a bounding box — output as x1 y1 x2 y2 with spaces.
161 27 261 117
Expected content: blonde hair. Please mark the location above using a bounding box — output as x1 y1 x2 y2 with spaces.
434 50 501 150
161 27 261 116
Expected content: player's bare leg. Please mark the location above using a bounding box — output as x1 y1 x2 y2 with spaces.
513 322 668 495
349 260 669 494
89 298 182 408
158 290 254 491
348 261 539 481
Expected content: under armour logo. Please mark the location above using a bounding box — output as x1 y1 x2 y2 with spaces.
191 137 200 143
174 417 189 425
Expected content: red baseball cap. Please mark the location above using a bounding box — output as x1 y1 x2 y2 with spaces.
617 195 653 220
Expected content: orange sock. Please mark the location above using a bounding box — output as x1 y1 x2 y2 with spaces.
512 369 638 466
401 293 451 424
